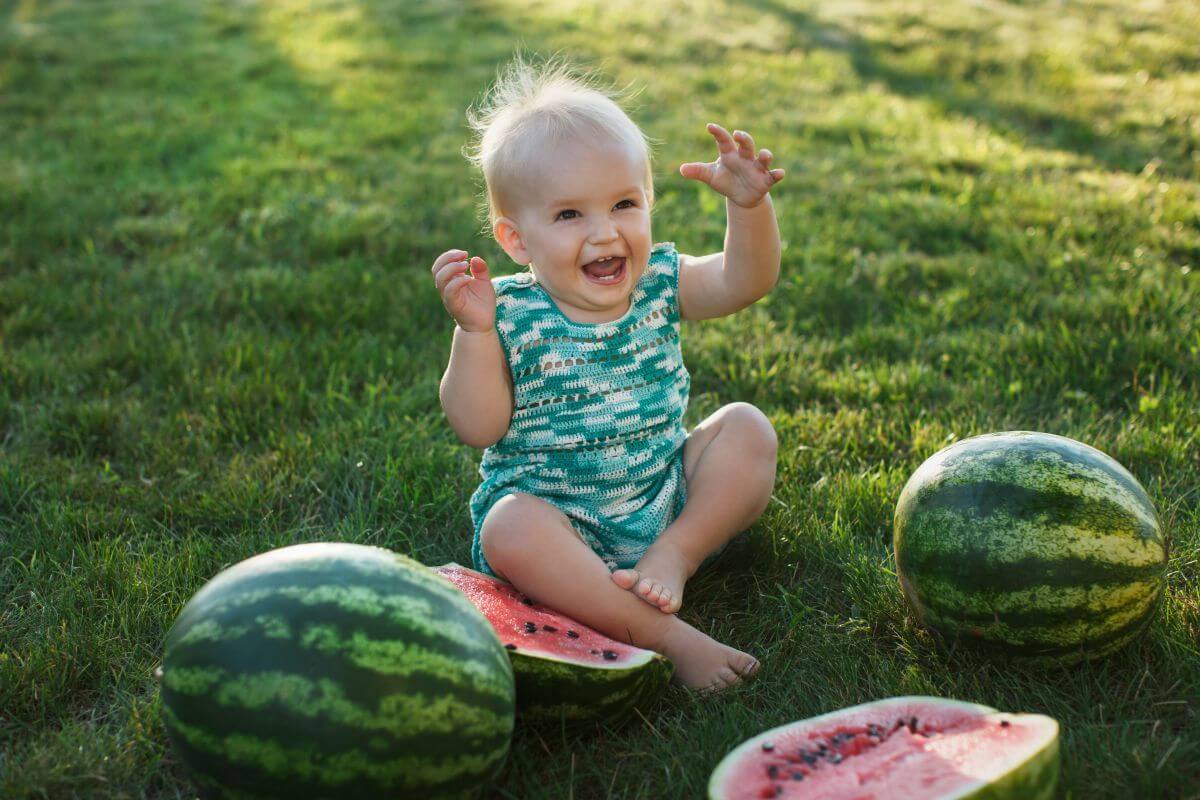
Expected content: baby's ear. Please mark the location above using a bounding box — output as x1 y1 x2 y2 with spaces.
493 217 530 266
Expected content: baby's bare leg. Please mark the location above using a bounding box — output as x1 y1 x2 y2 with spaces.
480 492 759 691
613 402 777 613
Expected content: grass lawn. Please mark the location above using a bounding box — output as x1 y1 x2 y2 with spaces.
2 0 1199 797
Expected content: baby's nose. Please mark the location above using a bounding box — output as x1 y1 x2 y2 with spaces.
588 218 619 243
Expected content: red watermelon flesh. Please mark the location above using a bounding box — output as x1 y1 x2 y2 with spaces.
437 563 651 665
436 564 673 721
708 697 1059 800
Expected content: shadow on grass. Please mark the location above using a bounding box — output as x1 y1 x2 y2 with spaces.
734 0 1193 179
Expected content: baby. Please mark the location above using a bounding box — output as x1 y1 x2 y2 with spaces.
433 58 782 692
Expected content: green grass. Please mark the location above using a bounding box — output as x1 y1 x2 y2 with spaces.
2 0 1198 797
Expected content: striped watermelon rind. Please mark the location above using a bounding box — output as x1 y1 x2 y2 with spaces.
894 431 1167 666
508 639 672 722
160 543 515 800
437 564 674 723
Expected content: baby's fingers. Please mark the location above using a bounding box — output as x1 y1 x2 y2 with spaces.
432 248 468 274
758 151 785 185
679 161 716 184
706 122 736 154
732 130 756 160
435 259 471 292
443 273 473 299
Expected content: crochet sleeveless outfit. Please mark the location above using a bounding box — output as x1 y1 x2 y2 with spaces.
469 242 691 576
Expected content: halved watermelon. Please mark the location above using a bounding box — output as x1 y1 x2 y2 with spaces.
437 564 673 722
708 697 1059 799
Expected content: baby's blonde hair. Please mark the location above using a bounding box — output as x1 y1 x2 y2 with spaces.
465 54 654 227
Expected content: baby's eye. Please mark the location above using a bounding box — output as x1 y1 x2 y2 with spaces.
555 209 579 221
614 199 636 210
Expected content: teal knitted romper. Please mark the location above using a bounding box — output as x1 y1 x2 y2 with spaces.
469 242 691 576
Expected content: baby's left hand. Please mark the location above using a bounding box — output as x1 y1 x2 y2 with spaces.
680 123 784 209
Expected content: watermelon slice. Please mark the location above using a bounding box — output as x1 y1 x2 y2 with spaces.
708 697 1059 800
437 563 674 722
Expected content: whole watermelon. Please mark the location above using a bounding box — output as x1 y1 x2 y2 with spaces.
159 543 515 799
894 431 1167 666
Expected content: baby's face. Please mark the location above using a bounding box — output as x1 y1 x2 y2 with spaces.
501 137 651 322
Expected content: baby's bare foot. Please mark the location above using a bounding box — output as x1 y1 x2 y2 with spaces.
657 619 759 692
611 542 691 613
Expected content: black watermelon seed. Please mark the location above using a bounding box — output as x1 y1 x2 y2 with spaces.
504 644 517 650
1001 720 1010 728
800 753 817 766
590 649 600 655
761 742 775 752
542 625 558 632
829 754 843 764
520 597 534 606
767 766 779 779
566 630 580 638
602 649 618 660
791 772 805 781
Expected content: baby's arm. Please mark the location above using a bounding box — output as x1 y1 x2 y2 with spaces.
432 249 513 448
677 124 784 321
440 327 512 448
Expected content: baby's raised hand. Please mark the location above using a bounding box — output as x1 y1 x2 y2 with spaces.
432 249 496 333
679 123 784 209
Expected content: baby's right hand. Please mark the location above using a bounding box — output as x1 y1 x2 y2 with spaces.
432 249 496 333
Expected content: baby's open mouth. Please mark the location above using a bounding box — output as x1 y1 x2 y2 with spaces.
581 256 626 285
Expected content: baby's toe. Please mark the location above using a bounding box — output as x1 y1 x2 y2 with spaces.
737 656 760 679
717 666 740 687
663 591 682 613
656 588 674 611
611 569 639 590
